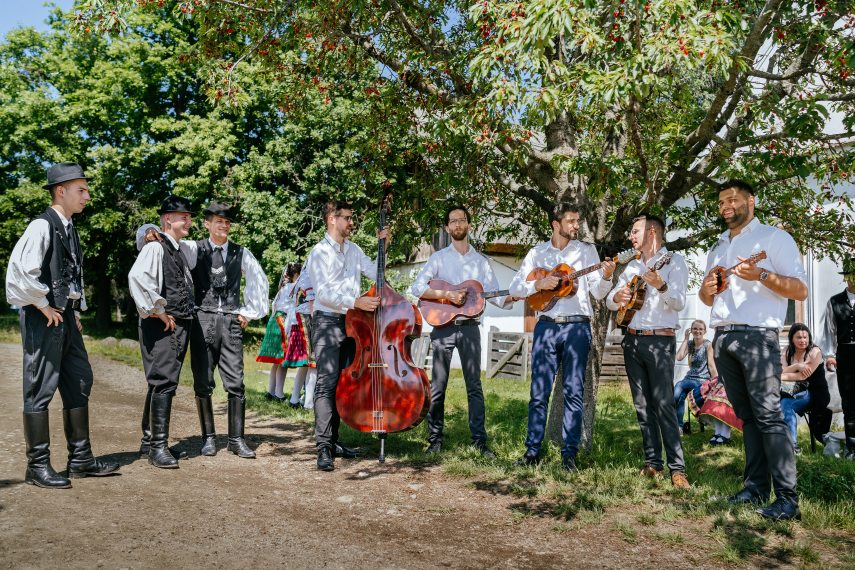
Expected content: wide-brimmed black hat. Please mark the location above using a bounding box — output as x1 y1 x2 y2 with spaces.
157 195 194 215
43 162 90 189
840 256 855 276
202 201 236 221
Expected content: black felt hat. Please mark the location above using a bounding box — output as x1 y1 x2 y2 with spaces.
43 162 90 189
202 201 236 221
840 256 855 276
157 195 194 215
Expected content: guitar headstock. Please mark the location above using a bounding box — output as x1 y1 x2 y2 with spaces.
747 250 767 265
615 248 640 265
654 252 674 270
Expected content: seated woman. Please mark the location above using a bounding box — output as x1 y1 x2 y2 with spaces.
688 376 743 445
674 320 717 434
780 323 831 454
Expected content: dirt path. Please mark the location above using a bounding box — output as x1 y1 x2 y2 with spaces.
1 342 712 569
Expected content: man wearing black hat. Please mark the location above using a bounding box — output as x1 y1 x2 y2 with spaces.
700 179 808 520
5 162 119 488
820 256 855 460
138 201 268 458
128 195 196 468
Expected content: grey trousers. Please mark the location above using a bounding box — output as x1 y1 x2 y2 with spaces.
427 324 486 445
311 312 354 450
714 329 797 501
622 334 685 473
190 311 245 398
138 315 191 394
20 304 93 413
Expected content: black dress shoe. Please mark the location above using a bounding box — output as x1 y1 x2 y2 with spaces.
474 443 496 459
726 488 767 505
756 497 801 521
317 447 334 471
682 422 692 435
333 443 359 459
561 455 577 472
514 450 541 467
425 441 442 454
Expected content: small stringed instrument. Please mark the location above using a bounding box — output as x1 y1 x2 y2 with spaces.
712 250 767 293
615 252 674 326
526 248 639 313
419 279 509 327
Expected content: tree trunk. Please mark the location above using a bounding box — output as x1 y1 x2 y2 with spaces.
546 299 610 452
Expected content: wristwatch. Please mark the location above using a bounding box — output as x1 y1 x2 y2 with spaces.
657 282 668 293
759 270 770 282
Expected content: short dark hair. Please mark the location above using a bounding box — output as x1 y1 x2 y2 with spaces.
550 202 580 224
444 205 470 226
322 200 353 222
717 179 755 196
632 213 666 236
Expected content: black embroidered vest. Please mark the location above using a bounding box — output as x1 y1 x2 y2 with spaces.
191 240 243 312
37 208 83 310
829 290 855 347
159 236 195 319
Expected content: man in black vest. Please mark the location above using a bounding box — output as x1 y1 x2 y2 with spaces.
5 162 119 488
821 256 855 459
128 195 196 469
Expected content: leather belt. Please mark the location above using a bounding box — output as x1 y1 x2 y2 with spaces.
315 310 346 321
626 327 676 337
715 324 779 334
539 315 590 324
55 299 82 313
451 318 480 326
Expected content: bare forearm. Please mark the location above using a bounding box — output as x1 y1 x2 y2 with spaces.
763 272 808 301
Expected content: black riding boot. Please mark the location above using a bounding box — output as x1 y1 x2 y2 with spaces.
23 411 71 488
63 406 120 478
149 392 179 469
226 396 255 459
196 396 217 456
140 385 186 459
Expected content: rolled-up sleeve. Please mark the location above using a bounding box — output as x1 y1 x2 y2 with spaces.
239 248 269 320
5 219 52 309
409 257 437 298
128 242 166 318
662 255 688 312
509 250 537 298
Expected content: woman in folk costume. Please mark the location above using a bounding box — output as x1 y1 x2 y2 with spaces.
283 268 317 409
257 263 300 401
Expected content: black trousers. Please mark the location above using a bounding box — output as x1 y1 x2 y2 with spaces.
622 334 684 473
714 329 797 501
20 304 92 413
427 324 486 445
190 311 245 398
837 344 855 440
138 315 191 394
311 312 355 450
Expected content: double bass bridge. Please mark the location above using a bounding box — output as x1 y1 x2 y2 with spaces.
368 363 388 368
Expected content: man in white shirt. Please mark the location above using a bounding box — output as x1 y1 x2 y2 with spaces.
700 179 808 520
128 195 196 469
410 205 514 457
820 256 855 459
5 162 119 488
606 214 690 489
509 202 615 471
303 200 386 471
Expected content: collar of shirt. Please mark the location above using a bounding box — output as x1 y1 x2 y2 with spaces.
847 289 855 305
163 232 180 250
323 232 351 255
208 238 230 262
718 216 760 244
50 206 71 231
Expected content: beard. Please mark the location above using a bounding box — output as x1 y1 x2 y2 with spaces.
559 228 577 241
449 227 468 241
723 205 749 228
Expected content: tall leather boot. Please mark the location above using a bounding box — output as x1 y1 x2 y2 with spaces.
140 386 187 459
63 406 120 478
23 411 71 488
226 396 256 459
845 418 855 460
148 392 179 469
196 396 217 456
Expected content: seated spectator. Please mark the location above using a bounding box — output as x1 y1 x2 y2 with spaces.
780 323 831 454
674 320 717 434
688 376 743 445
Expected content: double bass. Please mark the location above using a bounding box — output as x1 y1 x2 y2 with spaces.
336 193 431 462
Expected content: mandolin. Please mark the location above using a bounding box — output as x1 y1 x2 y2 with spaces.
525 249 639 313
712 250 767 294
418 279 509 327
614 252 674 327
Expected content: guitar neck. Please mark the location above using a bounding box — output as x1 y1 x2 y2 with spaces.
483 289 509 300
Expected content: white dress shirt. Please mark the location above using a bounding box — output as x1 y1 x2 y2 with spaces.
409 244 512 314
705 218 807 329
6 208 86 311
606 247 688 329
820 289 855 357
134 225 268 320
509 239 612 317
128 233 185 318
304 233 377 314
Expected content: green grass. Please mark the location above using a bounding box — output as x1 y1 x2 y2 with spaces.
3 314 854 565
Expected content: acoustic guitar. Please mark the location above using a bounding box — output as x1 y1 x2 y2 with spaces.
614 252 674 327
525 249 639 312
712 250 767 293
418 279 509 327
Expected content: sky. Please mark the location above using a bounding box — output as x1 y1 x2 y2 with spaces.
0 0 75 38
